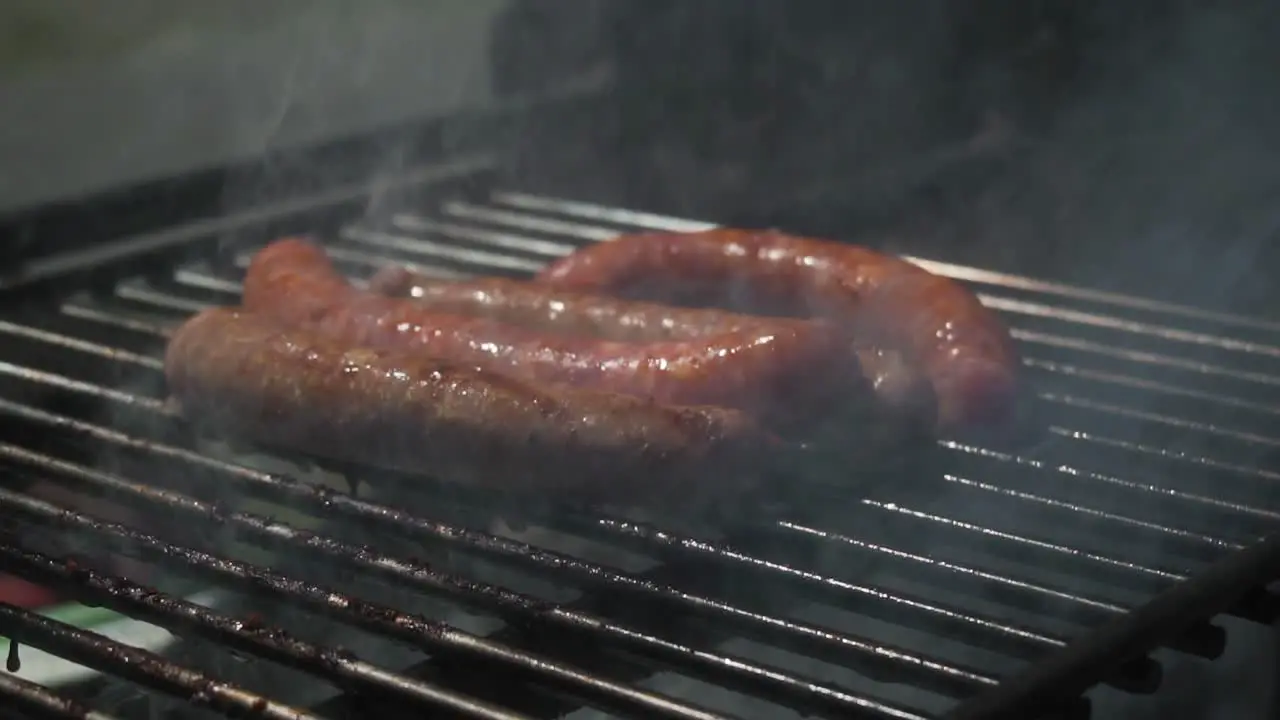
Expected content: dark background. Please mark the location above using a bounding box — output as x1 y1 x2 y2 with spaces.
3 1 1277 314
495 0 1280 316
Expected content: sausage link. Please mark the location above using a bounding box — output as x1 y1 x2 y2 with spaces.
369 266 740 342
164 307 771 506
536 229 1021 432
244 238 873 437
370 266 937 431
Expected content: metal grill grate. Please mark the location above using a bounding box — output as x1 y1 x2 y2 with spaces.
0 157 1278 720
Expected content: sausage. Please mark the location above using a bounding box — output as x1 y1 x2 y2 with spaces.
164 307 773 506
535 229 1021 432
370 267 937 431
243 238 876 438
368 266 787 342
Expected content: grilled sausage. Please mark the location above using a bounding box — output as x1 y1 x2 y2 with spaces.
536 229 1021 432
164 307 773 506
243 238 875 438
368 266 784 342
370 267 937 430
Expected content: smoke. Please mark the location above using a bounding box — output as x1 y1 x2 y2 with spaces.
0 0 502 213
512 1 1280 316
494 3 1280 718
929 1 1280 312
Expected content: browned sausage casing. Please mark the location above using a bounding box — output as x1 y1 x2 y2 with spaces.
369 267 937 430
243 238 875 438
164 307 773 506
535 229 1021 433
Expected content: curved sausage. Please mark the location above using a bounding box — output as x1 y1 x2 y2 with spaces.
243 238 874 438
369 266 742 342
165 307 773 507
370 266 937 431
535 229 1021 432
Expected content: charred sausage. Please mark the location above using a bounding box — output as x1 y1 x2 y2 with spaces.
370 267 937 430
243 238 876 438
164 307 772 506
535 229 1021 432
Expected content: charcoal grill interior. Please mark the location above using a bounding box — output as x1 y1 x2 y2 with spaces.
0 153 1278 720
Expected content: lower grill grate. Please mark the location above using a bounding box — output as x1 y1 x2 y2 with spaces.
0 158 1278 720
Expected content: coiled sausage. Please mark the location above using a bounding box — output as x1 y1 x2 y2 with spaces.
164 307 772 506
536 229 1020 432
369 266 937 433
243 238 876 438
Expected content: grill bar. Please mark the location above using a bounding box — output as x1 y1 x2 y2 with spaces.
0 396 994 716
454 190 1280 709
13 279 1247 630
0 324 1184 704
75 263 1280 569
0 353 1141 714
854 495 1205 594
1055 428 1280 484
0 671 123 720
485 189 1280 334
411 199 1280 449
0 489 739 720
0 155 496 293
1 169 1279 719
937 442 1247 554
0 349 1176 691
770 521 1226 657
0 545 531 720
515 516 1178 685
58 304 176 338
0 600 317 720
430 194 1280 354
545 510 1155 663
441 198 1280 376
942 530 1280 720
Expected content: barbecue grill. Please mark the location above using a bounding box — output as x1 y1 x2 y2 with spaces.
3 4 1280 717
0 133 1278 720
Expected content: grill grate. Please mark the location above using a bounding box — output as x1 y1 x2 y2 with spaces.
0 157 1277 720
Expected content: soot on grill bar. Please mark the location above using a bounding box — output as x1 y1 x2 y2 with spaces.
1 2 1280 720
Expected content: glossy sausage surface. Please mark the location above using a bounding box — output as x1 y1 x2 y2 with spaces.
164 307 771 506
369 266 761 342
244 238 871 437
536 229 1020 431
370 267 937 431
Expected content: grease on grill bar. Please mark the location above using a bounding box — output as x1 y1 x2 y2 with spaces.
0 168 1278 720
0 441 942 718
0 669 124 720
0 598 318 720
0 543 533 720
